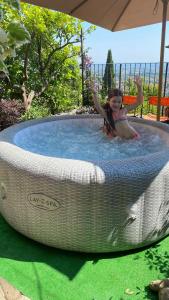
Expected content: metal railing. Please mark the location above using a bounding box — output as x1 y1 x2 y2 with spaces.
82 62 169 116
84 62 169 94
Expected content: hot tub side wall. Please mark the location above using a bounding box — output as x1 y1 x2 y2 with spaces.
0 115 169 252
0 156 169 252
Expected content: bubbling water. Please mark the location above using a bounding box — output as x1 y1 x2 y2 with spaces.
14 119 169 161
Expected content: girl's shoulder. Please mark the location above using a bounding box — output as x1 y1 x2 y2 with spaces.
121 107 127 113
113 107 127 114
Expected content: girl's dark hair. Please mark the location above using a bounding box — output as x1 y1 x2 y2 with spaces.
108 88 123 100
103 88 123 132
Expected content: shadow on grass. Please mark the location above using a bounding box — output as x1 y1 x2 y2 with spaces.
144 244 169 277
92 288 158 300
0 213 168 284
0 214 85 280
129 241 169 300
135 242 169 300
141 286 157 300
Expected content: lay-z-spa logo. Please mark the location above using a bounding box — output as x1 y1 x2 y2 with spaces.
28 193 61 211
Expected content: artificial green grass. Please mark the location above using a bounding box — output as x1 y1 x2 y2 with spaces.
0 214 168 300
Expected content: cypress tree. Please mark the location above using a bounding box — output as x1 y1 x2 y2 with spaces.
103 49 115 94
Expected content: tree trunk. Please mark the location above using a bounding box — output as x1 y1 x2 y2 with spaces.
22 84 35 111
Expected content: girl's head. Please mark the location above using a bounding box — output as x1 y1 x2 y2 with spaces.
108 89 123 112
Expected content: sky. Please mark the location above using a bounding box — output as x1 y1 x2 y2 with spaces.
83 21 169 64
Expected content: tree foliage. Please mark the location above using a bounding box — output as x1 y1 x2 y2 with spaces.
103 49 115 93
1 2 83 113
0 0 30 75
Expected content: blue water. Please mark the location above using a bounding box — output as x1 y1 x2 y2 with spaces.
14 119 169 161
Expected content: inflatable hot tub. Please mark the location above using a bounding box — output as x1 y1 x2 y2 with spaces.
0 115 169 252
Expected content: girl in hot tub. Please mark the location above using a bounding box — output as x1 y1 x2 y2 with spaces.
91 76 143 139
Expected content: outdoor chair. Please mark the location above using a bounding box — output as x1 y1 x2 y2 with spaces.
123 95 143 117
145 96 169 122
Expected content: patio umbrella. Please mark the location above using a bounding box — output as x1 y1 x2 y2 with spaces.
21 0 169 121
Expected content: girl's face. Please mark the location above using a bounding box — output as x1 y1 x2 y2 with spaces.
109 96 122 111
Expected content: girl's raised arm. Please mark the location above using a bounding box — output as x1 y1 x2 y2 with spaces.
90 83 110 124
125 76 143 113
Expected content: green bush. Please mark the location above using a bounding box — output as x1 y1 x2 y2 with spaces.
42 83 81 114
21 103 50 121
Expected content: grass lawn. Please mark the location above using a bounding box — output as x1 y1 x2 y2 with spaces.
0 214 168 300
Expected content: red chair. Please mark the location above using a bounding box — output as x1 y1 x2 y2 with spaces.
146 96 169 121
149 96 169 106
123 95 137 105
123 95 143 117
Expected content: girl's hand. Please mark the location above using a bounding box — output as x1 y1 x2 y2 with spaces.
134 76 142 88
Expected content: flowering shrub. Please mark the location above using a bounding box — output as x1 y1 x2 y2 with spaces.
0 99 24 130
83 54 94 106
84 54 93 68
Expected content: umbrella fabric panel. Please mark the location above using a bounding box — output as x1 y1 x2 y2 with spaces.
21 0 169 31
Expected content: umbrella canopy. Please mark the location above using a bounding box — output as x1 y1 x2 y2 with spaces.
21 0 168 31
21 0 169 120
